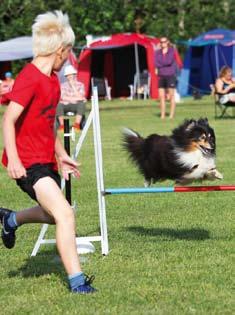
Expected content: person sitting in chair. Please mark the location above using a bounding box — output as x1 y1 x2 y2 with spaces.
0 72 15 96
215 66 235 104
136 69 150 99
57 65 86 132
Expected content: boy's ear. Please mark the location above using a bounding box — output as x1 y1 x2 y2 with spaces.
56 46 64 57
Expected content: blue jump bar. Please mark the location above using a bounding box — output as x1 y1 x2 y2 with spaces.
104 187 175 195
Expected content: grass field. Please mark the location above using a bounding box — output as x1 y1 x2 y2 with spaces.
0 97 234 315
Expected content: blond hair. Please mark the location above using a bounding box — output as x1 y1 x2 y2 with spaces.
32 10 75 57
219 66 232 78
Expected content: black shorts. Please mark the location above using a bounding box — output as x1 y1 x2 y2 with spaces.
16 163 61 202
158 75 176 89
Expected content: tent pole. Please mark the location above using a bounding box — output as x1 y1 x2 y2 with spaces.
134 43 140 98
215 43 219 77
232 45 235 78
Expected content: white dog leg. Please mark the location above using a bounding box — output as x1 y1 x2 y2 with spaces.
205 168 223 180
144 179 151 187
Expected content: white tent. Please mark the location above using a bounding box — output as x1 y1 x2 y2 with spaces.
0 36 33 61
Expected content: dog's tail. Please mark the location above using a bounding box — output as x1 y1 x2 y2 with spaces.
122 128 145 165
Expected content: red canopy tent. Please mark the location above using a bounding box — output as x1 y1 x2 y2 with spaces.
77 33 182 99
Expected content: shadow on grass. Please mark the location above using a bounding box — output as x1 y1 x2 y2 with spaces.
127 226 210 240
153 112 169 118
8 249 66 283
215 116 235 120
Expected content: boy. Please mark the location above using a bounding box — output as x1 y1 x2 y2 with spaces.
0 11 96 294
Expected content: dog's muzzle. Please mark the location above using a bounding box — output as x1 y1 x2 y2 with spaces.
199 145 214 155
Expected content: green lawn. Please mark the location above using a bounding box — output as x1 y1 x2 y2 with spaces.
0 97 234 315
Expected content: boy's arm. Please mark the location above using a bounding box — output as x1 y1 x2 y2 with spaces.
2 101 27 179
55 135 80 180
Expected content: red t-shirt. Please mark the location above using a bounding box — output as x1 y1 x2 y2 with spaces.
2 63 60 169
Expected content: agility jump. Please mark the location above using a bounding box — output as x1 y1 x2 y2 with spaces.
32 87 235 257
32 87 108 256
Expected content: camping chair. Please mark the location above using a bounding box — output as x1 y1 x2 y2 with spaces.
91 77 111 100
210 84 235 118
129 70 151 100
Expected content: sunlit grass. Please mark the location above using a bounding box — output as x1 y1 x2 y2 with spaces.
0 97 234 315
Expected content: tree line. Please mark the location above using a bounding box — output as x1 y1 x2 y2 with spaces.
1 0 235 47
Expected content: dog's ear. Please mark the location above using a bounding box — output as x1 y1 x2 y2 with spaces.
198 117 209 125
185 120 196 132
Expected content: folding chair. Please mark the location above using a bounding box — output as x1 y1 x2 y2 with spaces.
91 77 111 100
132 70 151 100
210 84 235 118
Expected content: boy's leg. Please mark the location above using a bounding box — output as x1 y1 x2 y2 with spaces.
16 205 55 224
33 177 96 293
0 205 54 249
1 175 96 293
33 176 81 275
0 205 55 250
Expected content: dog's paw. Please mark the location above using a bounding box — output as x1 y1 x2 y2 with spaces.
214 169 223 180
144 179 151 187
205 168 223 180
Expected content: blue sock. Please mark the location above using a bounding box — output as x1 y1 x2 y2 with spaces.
7 212 18 229
68 272 85 290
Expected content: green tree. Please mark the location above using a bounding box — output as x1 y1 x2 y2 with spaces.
1 0 235 46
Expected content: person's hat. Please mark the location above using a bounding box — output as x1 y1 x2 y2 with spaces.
5 71 12 78
64 65 77 76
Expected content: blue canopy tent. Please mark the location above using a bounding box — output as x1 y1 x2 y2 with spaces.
178 29 235 96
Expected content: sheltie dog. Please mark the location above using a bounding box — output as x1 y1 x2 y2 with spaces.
123 118 223 186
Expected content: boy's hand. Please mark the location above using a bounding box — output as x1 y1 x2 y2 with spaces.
59 156 80 180
7 158 26 179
